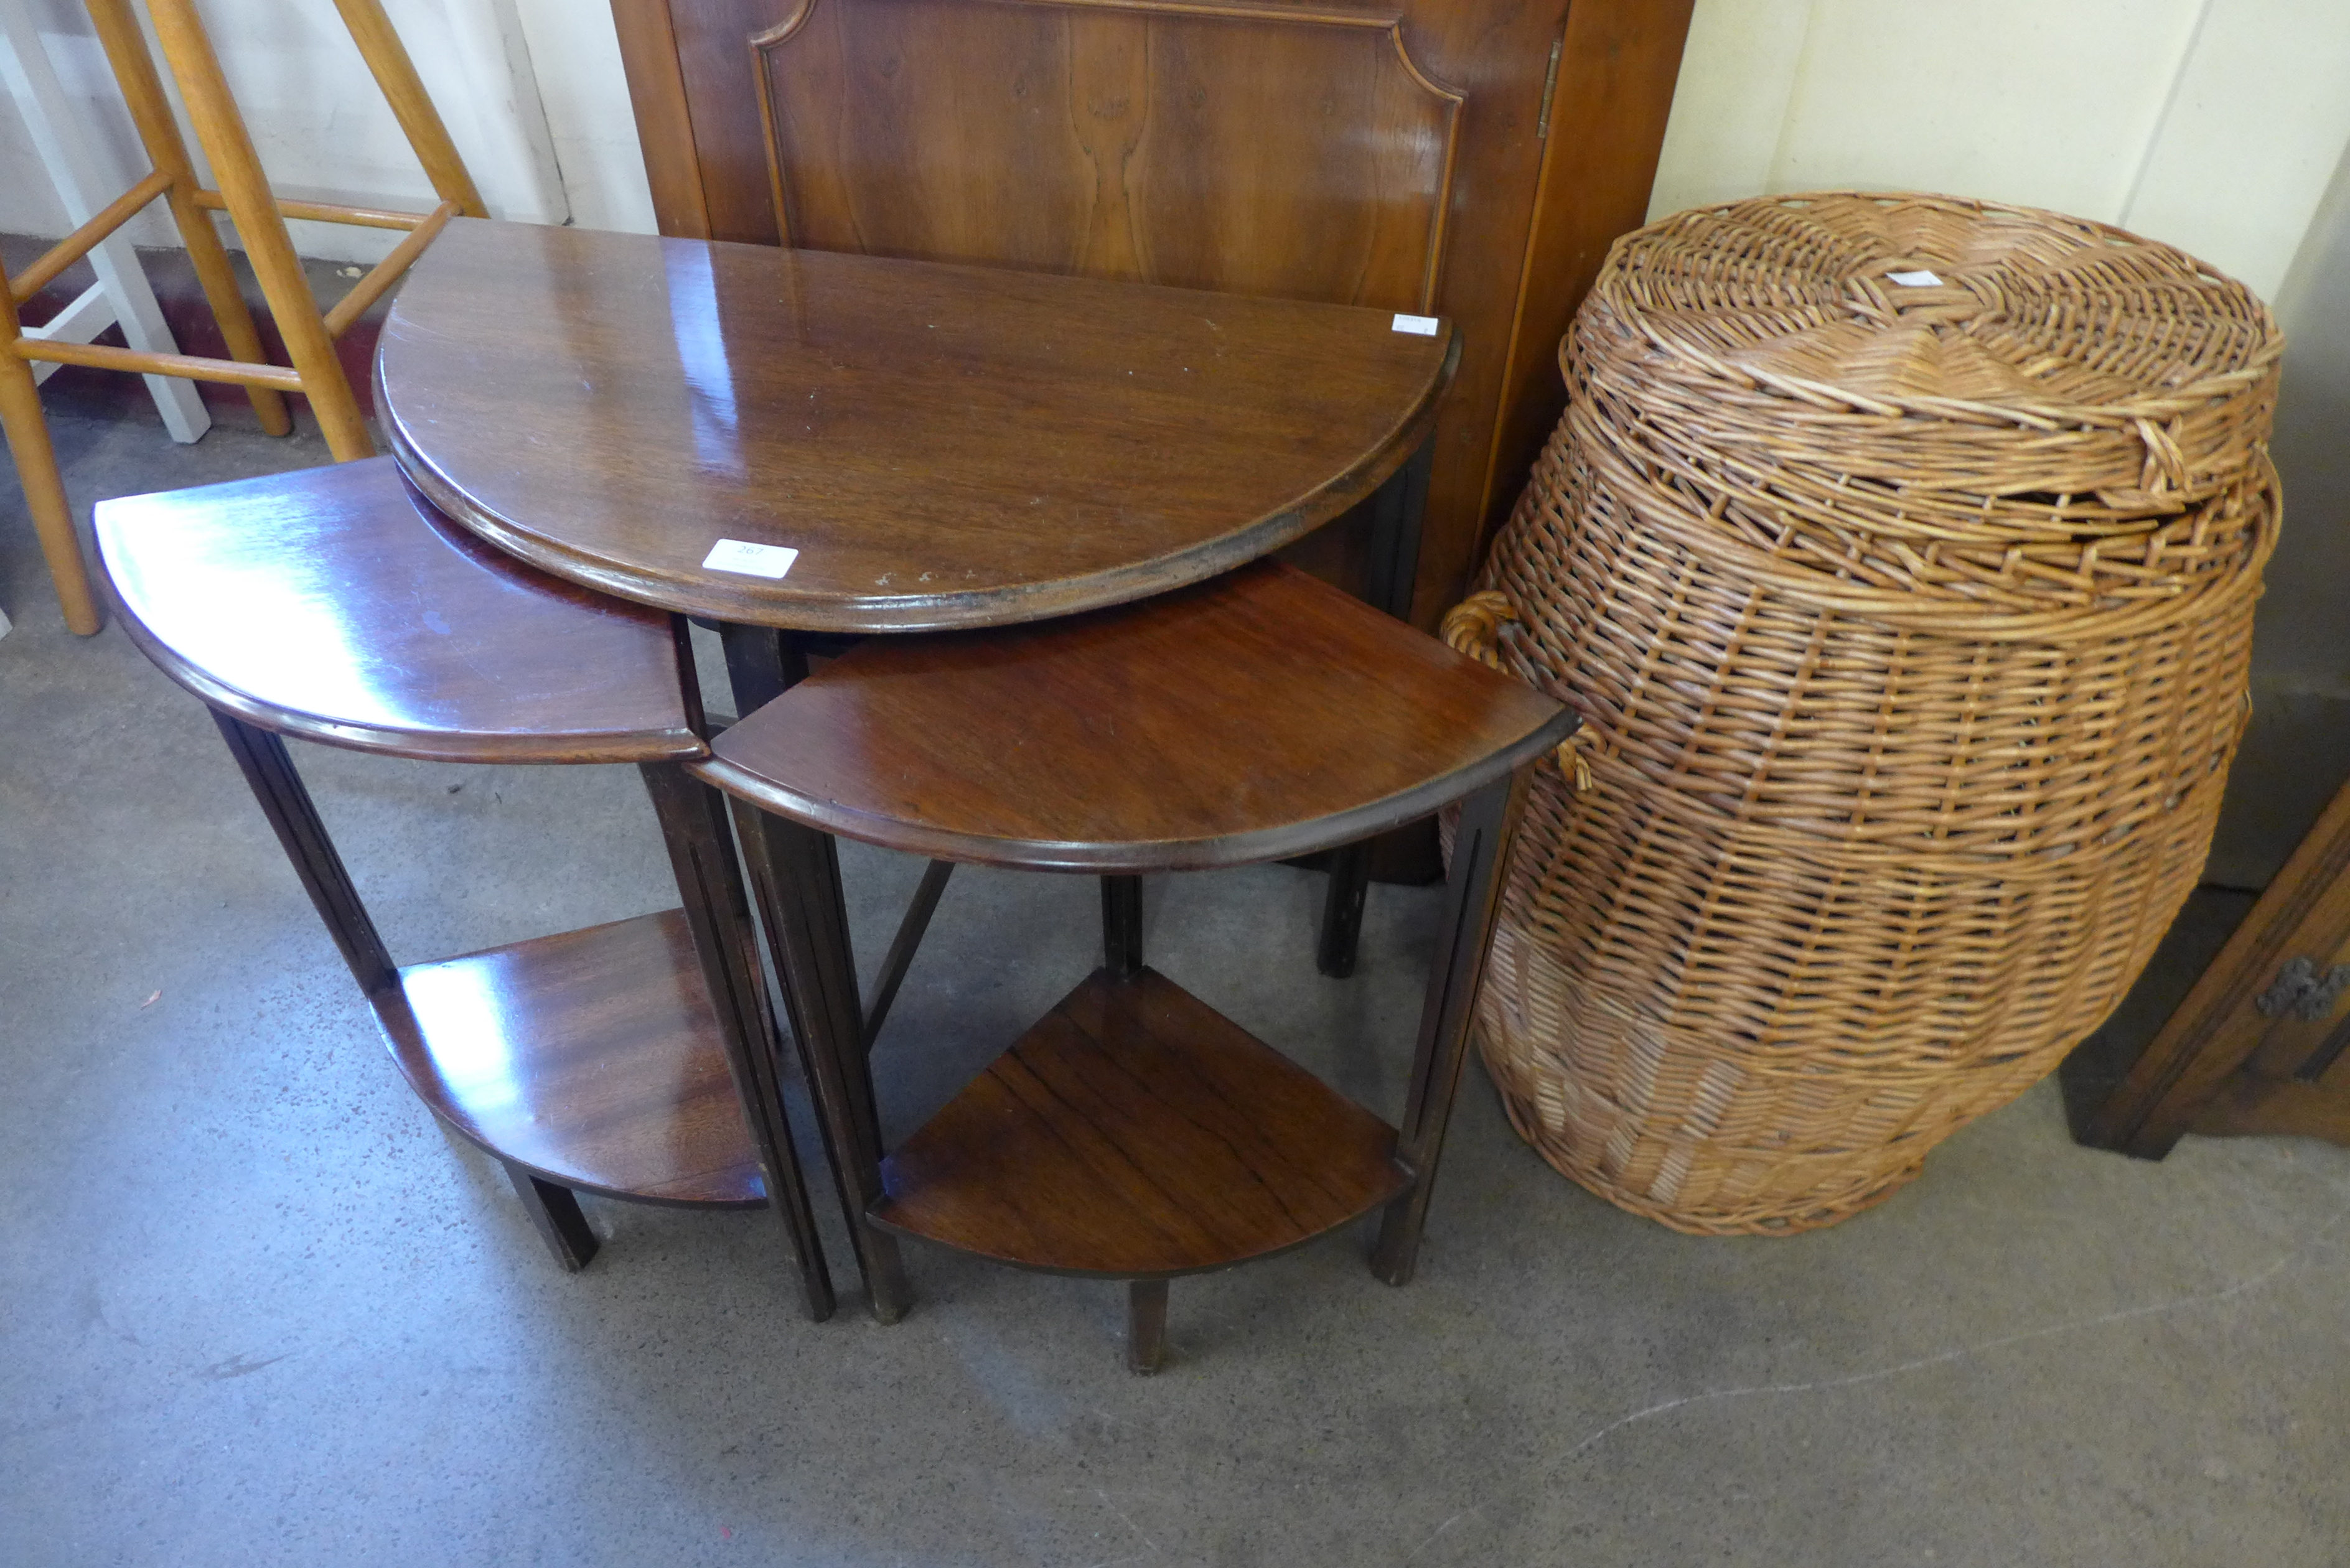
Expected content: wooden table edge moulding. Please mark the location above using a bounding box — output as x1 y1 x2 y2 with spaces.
691 560 1575 1370
92 457 836 1320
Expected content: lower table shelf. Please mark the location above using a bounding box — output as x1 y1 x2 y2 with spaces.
372 908 766 1207
874 967 1407 1276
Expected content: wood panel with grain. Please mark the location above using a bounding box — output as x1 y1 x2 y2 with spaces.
874 966 1407 1276
753 0 1460 312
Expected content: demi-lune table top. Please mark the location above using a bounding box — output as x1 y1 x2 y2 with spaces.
377 219 1454 632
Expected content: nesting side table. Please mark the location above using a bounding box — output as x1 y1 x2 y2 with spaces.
95 457 833 1318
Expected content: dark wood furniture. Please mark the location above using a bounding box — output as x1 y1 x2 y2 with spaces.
377 217 1453 632
694 559 1574 1368
607 0 1696 629
92 457 834 1318
2079 775 2350 1158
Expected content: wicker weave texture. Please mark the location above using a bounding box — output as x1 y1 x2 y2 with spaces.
1461 192 2283 1234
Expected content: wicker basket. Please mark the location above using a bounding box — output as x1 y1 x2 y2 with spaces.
1452 192 2283 1234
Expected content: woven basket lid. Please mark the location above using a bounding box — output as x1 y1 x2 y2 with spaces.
1578 192 2282 512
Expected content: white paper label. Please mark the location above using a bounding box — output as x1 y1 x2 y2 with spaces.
701 539 800 579
1391 312 1441 336
1887 269 1944 287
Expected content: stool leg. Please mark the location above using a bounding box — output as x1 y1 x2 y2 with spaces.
1371 764 1532 1286
0 261 99 634
1102 874 1143 978
327 0 489 217
505 1162 599 1272
1126 1278 1169 1374
143 0 375 460
733 800 912 1324
642 761 835 1322
81 0 291 437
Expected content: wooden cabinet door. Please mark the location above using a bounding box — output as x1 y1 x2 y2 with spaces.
2082 775 2350 1157
610 0 1692 627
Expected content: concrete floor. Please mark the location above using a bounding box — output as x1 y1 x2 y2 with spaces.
5 408 2349 1567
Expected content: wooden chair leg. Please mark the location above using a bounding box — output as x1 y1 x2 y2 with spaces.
0 259 99 634
1126 1278 1168 1374
504 1162 600 1271
141 0 373 460
80 0 289 437
1371 764 1532 1285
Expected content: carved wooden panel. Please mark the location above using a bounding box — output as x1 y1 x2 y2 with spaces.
750 0 1460 311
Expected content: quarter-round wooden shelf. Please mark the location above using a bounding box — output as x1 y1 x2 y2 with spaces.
94 457 703 765
376 218 1455 632
695 559 1572 870
876 968 1406 1277
379 911 766 1207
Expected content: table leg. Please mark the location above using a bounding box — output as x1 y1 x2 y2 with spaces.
1316 438 1436 976
732 801 912 1322
1371 763 1532 1286
711 621 911 1320
1102 874 1143 978
1126 1278 1169 1374
503 1161 599 1272
210 711 397 997
640 761 835 1321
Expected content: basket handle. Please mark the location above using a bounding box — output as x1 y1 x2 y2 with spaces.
1441 591 1594 793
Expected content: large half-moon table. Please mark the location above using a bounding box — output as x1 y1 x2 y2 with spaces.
375 217 1455 632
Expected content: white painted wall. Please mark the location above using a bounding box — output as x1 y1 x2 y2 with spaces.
0 0 651 261
1652 0 2350 302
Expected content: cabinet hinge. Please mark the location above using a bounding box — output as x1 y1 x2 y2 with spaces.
1537 36 1563 142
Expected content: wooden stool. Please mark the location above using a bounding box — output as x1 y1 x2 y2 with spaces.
92 457 832 1319
3 0 484 637
695 560 1573 1369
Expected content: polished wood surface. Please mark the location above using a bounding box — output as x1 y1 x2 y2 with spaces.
2081 776 2350 1158
696 559 1572 869
610 0 1694 625
874 967 1407 1276
95 457 703 765
751 0 1459 311
378 218 1453 632
377 910 767 1206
